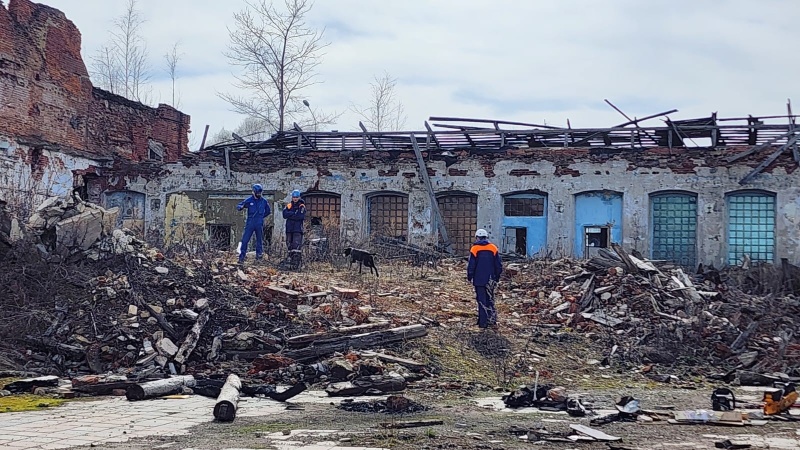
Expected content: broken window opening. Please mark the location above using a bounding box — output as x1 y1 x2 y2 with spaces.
504 197 545 217
148 139 164 161
584 226 609 257
208 224 232 250
368 193 409 242
503 227 527 256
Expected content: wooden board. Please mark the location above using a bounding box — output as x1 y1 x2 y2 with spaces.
569 424 621 441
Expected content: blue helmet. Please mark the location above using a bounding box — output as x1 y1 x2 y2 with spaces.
291 190 301 198
252 184 263 194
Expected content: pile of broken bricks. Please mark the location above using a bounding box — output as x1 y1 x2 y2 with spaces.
498 243 800 381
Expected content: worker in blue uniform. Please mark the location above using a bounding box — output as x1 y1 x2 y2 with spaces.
236 184 271 264
467 229 503 329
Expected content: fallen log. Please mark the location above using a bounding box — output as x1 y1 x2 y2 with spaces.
194 379 307 402
283 324 427 363
326 375 406 397
125 375 195 401
174 310 211 365
213 374 241 422
286 321 391 348
380 420 444 429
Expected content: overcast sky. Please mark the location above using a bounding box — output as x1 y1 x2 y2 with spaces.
44 0 800 147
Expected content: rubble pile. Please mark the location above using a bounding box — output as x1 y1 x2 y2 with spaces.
25 193 126 259
501 244 800 376
1 196 432 402
337 394 428 414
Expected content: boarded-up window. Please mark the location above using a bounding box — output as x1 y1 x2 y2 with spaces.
368 194 408 241
504 197 544 216
727 192 775 265
303 192 341 228
437 193 477 255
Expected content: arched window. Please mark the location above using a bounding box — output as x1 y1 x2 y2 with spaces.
367 192 408 241
650 191 697 268
302 191 341 229
436 191 478 255
726 191 775 265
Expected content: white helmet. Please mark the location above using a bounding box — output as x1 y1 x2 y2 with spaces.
475 229 488 238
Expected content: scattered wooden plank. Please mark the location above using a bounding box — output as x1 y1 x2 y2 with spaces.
283 324 427 362
326 375 406 397
379 419 443 429
213 374 241 422
357 351 426 370
286 321 391 348
125 375 195 401
174 310 210 365
265 286 300 298
3 376 59 393
570 424 621 441
332 286 359 299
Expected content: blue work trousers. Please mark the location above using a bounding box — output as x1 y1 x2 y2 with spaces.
239 223 264 262
474 283 497 328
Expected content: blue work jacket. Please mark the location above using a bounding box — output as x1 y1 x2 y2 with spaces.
282 199 306 233
237 196 271 226
467 239 503 287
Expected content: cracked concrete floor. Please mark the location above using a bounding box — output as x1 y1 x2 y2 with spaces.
0 391 387 450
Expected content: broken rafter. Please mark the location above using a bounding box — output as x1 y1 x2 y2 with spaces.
358 122 382 150
410 135 452 254
291 123 317 150
739 134 800 184
727 130 796 163
571 109 678 147
604 99 661 147
788 99 799 163
428 116 562 130
423 121 442 151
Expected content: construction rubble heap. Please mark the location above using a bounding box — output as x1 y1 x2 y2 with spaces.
2 197 800 409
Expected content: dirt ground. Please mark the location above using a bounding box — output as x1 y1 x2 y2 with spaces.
68 382 800 450
5 254 800 449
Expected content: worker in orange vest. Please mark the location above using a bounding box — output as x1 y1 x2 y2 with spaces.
467 229 503 329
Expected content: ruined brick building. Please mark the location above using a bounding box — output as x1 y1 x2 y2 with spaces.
2 0 799 269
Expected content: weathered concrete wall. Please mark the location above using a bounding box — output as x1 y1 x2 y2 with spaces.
114 146 800 266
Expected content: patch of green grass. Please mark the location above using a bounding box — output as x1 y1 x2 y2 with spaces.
235 421 293 435
0 395 66 413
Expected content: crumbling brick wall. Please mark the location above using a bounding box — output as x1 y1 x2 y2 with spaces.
0 0 190 162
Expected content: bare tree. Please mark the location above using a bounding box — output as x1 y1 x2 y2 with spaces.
206 117 273 147
164 41 183 107
90 0 151 103
220 0 330 133
351 72 407 132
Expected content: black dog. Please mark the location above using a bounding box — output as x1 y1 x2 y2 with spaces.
344 247 379 277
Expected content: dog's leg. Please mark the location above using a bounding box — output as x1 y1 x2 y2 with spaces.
359 260 363 274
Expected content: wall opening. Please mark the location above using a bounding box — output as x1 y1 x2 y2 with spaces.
726 191 775 265
502 191 548 257
208 224 232 250
367 192 408 242
436 192 477 255
650 192 697 268
104 190 146 236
